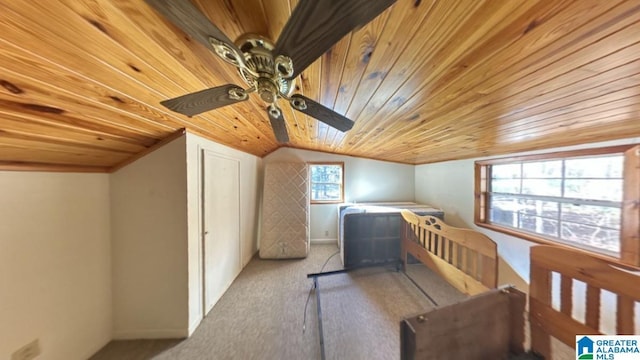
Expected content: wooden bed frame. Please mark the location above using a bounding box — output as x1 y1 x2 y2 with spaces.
400 210 498 295
399 210 640 359
530 245 640 359
400 210 527 359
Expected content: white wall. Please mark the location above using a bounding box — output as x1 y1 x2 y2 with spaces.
0 172 111 360
185 132 263 334
414 137 640 290
110 136 189 339
264 147 415 241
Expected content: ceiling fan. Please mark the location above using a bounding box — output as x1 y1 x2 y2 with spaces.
145 0 396 143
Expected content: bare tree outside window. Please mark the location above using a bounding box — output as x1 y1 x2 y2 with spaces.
476 145 640 267
487 155 623 256
310 163 343 203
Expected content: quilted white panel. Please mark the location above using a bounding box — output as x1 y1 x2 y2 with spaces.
259 162 310 259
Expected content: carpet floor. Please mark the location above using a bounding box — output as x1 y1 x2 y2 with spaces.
91 243 574 360
91 244 468 360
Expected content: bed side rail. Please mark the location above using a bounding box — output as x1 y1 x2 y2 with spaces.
400 210 498 295
529 245 640 359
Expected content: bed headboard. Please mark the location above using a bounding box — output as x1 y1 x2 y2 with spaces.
400 210 498 295
530 245 640 359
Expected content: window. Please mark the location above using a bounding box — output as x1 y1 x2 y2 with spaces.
475 145 639 267
310 163 344 203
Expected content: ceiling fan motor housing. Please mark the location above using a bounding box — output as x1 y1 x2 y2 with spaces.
233 34 295 102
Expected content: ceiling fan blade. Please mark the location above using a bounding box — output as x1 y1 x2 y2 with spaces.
274 0 396 79
289 95 354 132
144 0 242 59
267 106 290 143
161 84 248 117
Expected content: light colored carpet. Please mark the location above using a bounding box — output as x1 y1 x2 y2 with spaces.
92 244 468 359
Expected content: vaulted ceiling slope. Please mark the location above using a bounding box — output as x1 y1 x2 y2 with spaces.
1 0 639 170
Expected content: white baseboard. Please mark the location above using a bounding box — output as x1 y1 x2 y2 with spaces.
310 238 338 245
188 317 202 336
113 328 189 340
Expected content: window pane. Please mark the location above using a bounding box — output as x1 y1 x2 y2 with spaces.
560 222 620 253
564 156 623 178
491 179 521 193
561 204 620 230
521 199 559 218
311 183 340 201
489 195 521 227
489 207 517 227
564 179 622 201
519 214 558 238
492 164 521 179
522 179 562 197
523 160 562 178
491 195 524 211
311 165 342 183
479 150 628 261
310 164 343 202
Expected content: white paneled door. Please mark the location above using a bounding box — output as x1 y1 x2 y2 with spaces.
202 150 241 314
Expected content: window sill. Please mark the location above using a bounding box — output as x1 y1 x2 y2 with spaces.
311 200 343 205
475 221 640 271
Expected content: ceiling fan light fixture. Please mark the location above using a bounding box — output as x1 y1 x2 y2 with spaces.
257 78 279 103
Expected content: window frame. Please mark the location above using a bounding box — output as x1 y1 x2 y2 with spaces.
309 162 345 204
474 144 640 268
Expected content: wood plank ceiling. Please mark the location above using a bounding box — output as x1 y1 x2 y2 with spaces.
1 0 640 170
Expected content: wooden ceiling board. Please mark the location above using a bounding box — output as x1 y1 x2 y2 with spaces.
336 0 486 151
342 0 435 121
2 0 279 154
347 0 638 160
396 57 640 145
62 0 274 141
1 4 196 125
331 9 390 117
343 0 564 153
408 1 635 130
0 136 131 166
318 34 351 147
1 0 640 170
0 56 168 141
0 113 146 153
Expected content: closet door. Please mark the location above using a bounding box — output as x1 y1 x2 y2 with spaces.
202 150 241 314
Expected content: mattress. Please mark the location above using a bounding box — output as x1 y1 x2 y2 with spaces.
339 202 444 267
338 202 444 247
259 162 310 259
